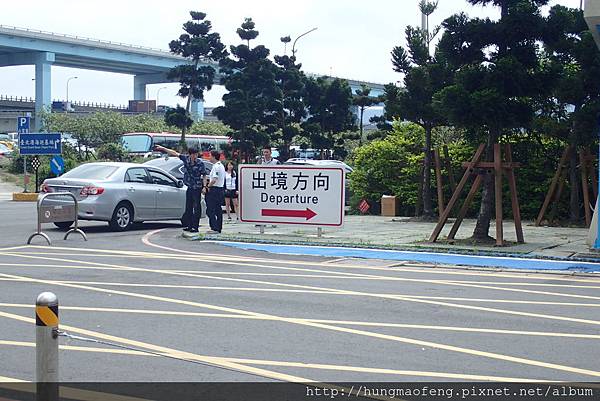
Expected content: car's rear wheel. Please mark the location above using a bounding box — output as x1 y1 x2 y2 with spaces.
109 202 133 231
53 221 73 230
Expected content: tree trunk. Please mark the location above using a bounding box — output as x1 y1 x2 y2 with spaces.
568 128 581 223
472 129 498 241
421 124 434 219
181 59 200 147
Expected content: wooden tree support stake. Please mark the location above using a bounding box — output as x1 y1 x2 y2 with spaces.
430 143 524 246
443 145 457 194
429 144 486 242
536 146 597 228
505 144 524 243
433 149 445 217
535 147 571 227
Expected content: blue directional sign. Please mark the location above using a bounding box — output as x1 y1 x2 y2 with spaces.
19 133 62 155
17 116 30 133
50 155 65 175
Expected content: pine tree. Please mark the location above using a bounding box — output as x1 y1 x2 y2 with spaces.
213 18 280 161
168 11 227 145
435 0 549 240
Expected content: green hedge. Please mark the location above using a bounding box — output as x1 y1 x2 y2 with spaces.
347 122 573 221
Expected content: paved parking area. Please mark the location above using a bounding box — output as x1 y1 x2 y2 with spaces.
1 199 600 399
0 233 600 385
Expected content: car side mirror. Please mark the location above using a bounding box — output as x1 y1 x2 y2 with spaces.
177 180 184 188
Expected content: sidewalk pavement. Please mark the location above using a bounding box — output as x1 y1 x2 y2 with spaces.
0 180 21 201
199 215 598 262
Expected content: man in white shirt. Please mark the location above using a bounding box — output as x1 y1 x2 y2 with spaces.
204 150 226 234
259 146 279 165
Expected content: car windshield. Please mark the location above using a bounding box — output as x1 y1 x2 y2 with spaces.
62 164 119 180
122 134 152 153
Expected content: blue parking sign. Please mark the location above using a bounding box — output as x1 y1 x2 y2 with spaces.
17 117 30 133
50 155 65 175
19 133 62 155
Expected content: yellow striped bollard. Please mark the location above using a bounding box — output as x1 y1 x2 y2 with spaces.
36 292 59 401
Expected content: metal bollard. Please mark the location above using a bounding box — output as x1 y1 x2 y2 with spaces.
36 292 59 401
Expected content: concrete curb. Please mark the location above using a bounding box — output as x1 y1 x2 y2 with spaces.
12 192 38 202
200 233 600 264
214 240 600 272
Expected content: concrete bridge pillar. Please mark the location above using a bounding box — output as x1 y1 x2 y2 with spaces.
191 99 204 121
0 51 55 128
133 75 148 101
34 55 53 129
31 53 55 130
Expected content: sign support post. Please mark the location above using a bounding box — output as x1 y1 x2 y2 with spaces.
17 116 30 193
23 155 28 193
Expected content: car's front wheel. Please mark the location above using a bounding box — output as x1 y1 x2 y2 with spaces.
53 221 73 230
109 202 133 231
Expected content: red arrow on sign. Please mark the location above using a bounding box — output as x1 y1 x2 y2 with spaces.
261 208 317 220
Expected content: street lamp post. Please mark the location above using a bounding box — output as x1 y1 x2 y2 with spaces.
156 86 167 107
291 27 318 59
66 76 78 102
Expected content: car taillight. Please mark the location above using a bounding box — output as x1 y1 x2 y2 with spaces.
80 186 104 196
40 183 53 193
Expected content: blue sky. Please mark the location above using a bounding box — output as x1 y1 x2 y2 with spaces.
0 0 579 107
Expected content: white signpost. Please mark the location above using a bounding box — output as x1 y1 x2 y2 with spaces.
239 165 345 228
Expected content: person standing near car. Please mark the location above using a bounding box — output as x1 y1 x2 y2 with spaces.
224 161 238 221
204 150 226 233
154 145 206 233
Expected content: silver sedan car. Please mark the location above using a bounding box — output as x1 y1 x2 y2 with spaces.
40 162 191 231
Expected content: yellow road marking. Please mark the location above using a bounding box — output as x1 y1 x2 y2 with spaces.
4 251 600 306
2 253 600 330
224 357 544 382
0 310 314 383
0 340 543 382
4 254 600 289
13 244 600 284
444 280 600 289
0 375 25 382
2 303 600 340
0 340 150 356
442 281 600 301
3 277 600 308
1 272 599 378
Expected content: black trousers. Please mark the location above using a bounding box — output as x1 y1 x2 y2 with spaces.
205 187 224 232
184 187 202 230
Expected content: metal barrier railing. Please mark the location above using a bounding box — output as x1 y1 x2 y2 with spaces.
27 192 87 245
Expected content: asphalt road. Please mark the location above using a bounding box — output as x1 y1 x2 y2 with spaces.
1 200 600 397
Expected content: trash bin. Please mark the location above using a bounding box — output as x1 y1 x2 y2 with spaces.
381 195 399 216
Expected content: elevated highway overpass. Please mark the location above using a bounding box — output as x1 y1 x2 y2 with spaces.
0 25 385 130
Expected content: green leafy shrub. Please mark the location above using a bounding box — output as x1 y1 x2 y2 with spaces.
96 143 129 162
348 122 424 215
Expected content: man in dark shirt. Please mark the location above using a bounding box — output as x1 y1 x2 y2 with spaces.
155 145 206 233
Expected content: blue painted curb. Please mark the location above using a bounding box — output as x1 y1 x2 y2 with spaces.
217 241 600 272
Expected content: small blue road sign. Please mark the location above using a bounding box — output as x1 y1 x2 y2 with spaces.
17 116 30 133
19 133 62 155
50 155 65 175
